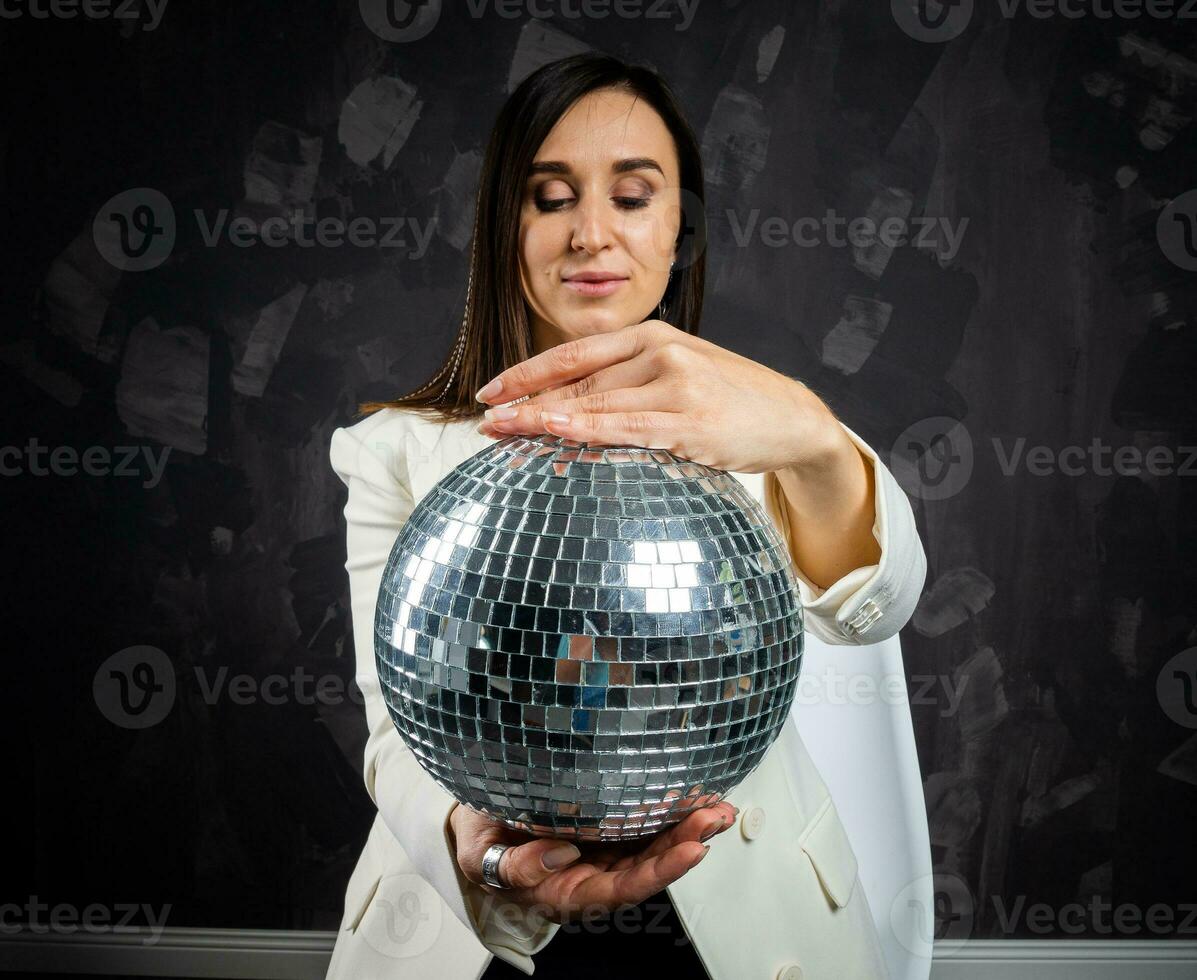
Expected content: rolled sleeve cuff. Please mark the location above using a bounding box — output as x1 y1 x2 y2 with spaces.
764 420 927 645
443 804 560 974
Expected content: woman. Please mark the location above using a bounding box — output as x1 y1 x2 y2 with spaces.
327 53 926 979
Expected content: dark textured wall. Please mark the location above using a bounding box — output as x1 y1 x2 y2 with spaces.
3 0 1195 943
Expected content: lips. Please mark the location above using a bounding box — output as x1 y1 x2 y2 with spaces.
563 275 628 297
563 272 629 283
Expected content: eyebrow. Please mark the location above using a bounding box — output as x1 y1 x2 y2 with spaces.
528 157 665 178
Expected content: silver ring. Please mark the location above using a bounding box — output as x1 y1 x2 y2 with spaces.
481 843 511 889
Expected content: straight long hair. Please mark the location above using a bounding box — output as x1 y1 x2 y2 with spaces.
356 51 706 424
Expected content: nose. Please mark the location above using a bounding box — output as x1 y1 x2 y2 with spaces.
569 192 617 255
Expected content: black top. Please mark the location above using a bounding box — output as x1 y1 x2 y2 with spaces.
479 888 709 980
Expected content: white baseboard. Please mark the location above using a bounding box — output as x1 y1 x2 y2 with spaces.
929 939 1197 979
1 931 1196 979
0 928 337 980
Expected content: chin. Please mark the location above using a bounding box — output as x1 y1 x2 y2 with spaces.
557 308 637 337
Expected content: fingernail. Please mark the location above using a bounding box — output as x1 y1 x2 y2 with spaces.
700 817 726 842
692 844 711 867
542 844 581 870
541 412 570 426
475 379 502 402
485 406 518 422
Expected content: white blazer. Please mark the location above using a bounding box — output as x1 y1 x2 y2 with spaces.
326 407 929 980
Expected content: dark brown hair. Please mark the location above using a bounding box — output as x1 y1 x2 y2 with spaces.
356 51 707 424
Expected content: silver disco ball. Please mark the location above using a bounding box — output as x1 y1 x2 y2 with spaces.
374 432 804 841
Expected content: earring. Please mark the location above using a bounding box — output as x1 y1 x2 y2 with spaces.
658 259 675 321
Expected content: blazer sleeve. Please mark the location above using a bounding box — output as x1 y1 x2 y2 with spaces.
762 420 927 646
329 414 559 975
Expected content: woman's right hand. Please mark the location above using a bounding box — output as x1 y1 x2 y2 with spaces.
448 797 739 925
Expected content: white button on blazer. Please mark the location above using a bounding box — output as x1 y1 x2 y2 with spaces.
326 407 931 980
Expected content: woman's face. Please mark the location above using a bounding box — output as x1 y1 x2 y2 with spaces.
518 87 681 356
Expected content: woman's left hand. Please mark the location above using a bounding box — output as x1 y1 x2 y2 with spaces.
473 320 841 474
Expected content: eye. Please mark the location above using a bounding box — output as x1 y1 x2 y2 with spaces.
533 179 573 213
535 195 572 213
534 195 652 213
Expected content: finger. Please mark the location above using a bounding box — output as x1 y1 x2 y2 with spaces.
483 382 672 434
498 380 573 407
607 801 737 871
519 353 657 410
540 408 683 450
474 324 655 405
567 841 709 911
489 838 585 891
476 377 611 439
642 802 738 856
